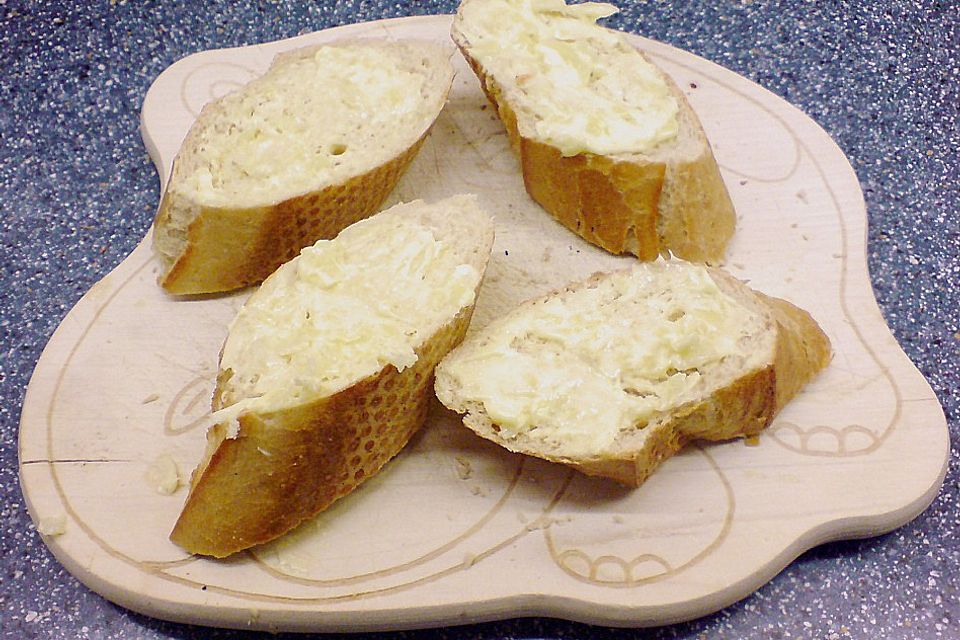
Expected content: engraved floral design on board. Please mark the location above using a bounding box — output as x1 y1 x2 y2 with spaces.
20 21 942 629
179 61 261 119
163 372 217 436
769 421 883 456
544 447 734 586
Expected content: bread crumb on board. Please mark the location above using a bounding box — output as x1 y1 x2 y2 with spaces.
38 515 67 536
145 454 181 495
454 456 473 480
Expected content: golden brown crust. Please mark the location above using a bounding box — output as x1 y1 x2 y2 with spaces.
452 18 736 263
171 297 477 558
437 263 832 488
757 293 834 412
170 196 495 557
153 40 454 295
598 285 830 488
558 418 690 487
156 133 429 295
465 362 779 489
519 137 666 259
655 137 736 263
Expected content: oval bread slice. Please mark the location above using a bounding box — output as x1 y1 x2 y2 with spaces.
435 261 831 487
170 195 495 557
451 0 736 262
153 39 455 294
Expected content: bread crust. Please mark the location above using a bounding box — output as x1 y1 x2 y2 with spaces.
153 40 454 295
436 263 832 488
170 196 496 557
451 4 736 262
170 306 475 557
155 135 428 294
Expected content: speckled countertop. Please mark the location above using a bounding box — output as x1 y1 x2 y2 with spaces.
1 1 957 638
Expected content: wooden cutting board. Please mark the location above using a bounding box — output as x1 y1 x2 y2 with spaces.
18 15 948 632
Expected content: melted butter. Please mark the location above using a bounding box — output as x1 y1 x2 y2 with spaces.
443 265 760 456
178 45 428 206
458 0 679 156
215 214 481 422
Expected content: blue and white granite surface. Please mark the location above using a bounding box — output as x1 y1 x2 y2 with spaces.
1 1 957 638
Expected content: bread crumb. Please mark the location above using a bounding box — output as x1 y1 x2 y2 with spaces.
744 435 761 447
145 454 181 495
462 552 478 567
612 514 625 524
141 393 160 404
470 484 487 497
796 190 808 203
526 516 562 531
454 456 473 480
38 515 67 536
226 417 241 439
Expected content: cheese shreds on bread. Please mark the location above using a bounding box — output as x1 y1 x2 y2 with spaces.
451 0 736 262
170 195 495 557
435 261 831 486
152 40 455 294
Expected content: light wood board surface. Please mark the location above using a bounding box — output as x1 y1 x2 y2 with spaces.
18 15 948 632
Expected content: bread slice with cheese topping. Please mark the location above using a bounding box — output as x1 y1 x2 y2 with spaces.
451 0 736 262
435 261 831 486
152 40 455 294
170 195 495 557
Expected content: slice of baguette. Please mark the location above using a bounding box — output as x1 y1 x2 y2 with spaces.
451 0 735 262
434 261 831 487
152 40 455 295
170 195 495 557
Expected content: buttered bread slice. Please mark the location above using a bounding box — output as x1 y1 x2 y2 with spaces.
170 195 495 557
452 0 736 262
435 261 831 486
153 40 455 294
